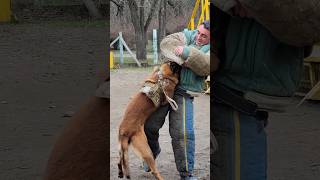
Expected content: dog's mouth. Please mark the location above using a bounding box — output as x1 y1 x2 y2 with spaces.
168 61 182 75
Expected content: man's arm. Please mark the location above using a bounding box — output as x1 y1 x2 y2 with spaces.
160 32 186 65
182 47 210 76
180 44 221 76
161 31 219 76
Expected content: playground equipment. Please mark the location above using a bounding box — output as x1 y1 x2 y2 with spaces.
188 0 210 30
153 29 159 65
110 51 114 69
297 53 320 101
0 0 11 22
109 30 159 69
110 32 142 68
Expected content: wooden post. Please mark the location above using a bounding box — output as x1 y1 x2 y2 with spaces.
119 32 124 65
153 29 158 64
0 0 11 22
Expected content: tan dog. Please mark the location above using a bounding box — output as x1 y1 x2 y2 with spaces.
118 62 181 180
44 76 109 180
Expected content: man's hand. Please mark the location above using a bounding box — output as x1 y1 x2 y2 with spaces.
174 46 184 56
182 61 189 68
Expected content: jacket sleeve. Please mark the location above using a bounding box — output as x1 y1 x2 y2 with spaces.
184 47 210 76
160 32 186 65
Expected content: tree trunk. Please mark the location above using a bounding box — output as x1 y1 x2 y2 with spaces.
127 0 159 62
82 0 103 19
158 0 167 51
136 30 147 61
136 1 147 61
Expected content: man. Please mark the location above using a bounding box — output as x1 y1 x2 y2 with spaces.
143 21 213 180
212 2 310 180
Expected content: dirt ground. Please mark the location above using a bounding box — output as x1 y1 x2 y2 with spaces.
1 22 320 180
267 101 320 180
0 23 105 179
109 68 210 179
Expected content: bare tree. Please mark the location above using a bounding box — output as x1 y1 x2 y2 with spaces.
82 0 103 19
111 0 125 16
158 0 167 44
158 0 184 51
126 0 159 62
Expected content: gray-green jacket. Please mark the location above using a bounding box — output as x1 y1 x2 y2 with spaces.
216 17 304 96
160 29 210 93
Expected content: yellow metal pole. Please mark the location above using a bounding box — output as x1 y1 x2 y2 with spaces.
205 0 210 20
188 0 210 29
190 18 195 30
197 0 204 27
188 0 200 30
0 0 11 22
110 51 114 69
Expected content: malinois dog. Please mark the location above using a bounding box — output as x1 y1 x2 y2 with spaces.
44 75 110 180
118 61 181 180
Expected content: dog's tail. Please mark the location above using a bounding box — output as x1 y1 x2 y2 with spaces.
118 134 130 179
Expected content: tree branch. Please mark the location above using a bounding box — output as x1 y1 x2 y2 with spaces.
167 0 182 16
167 0 174 7
82 0 103 19
140 0 145 32
126 0 139 31
110 0 124 16
144 0 159 32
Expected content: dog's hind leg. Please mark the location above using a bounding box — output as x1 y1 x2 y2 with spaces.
118 149 123 178
119 135 131 179
131 130 164 180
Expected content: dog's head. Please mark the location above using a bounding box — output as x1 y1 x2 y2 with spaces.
159 61 181 104
160 61 181 81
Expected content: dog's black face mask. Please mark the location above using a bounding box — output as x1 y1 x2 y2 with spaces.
169 62 182 74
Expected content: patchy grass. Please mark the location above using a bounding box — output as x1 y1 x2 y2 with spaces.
111 49 160 67
110 66 154 72
6 19 108 28
44 20 108 28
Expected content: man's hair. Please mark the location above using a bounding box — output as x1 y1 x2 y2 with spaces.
201 20 210 30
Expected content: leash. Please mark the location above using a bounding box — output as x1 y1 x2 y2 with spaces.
157 67 179 111
163 89 179 111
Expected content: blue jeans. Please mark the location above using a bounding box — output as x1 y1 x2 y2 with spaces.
212 101 267 180
144 89 195 177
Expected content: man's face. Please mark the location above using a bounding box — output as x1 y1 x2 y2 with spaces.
195 24 210 46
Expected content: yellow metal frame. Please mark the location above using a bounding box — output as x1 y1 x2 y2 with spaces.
0 0 11 22
188 0 210 30
110 51 114 69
